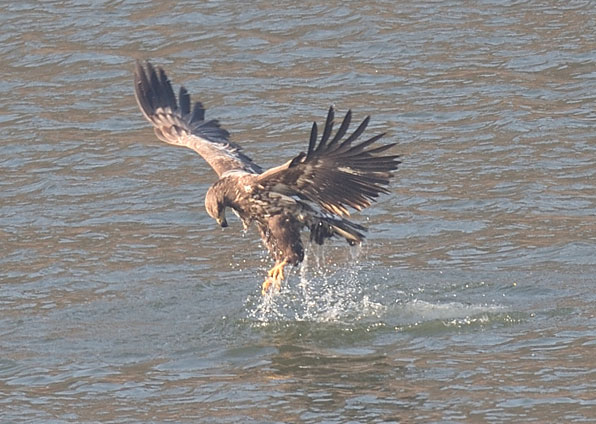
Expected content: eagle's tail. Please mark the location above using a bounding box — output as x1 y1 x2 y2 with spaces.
310 217 366 246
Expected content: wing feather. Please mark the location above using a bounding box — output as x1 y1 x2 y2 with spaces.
307 122 317 157
317 106 334 152
257 107 400 216
134 61 262 176
334 116 370 154
327 109 351 148
179 86 191 116
191 101 206 123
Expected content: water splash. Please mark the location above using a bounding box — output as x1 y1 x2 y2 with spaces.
246 244 386 324
244 243 513 333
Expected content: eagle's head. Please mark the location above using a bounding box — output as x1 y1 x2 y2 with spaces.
205 184 228 228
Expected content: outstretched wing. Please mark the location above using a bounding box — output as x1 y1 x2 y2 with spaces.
134 61 262 176
257 107 400 216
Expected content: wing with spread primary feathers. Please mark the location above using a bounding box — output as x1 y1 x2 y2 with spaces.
257 107 400 216
134 61 262 176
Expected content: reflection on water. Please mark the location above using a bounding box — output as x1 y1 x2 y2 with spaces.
1 0 595 422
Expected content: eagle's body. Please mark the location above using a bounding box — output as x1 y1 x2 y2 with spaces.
207 171 365 268
134 62 400 294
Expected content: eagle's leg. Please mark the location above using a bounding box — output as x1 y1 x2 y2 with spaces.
261 259 288 295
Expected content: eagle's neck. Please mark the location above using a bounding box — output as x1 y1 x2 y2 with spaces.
210 178 233 206
213 175 248 210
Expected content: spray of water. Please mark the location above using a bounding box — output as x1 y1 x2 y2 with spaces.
243 244 512 331
246 243 386 324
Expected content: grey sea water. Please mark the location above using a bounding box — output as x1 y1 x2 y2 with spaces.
1 1 595 422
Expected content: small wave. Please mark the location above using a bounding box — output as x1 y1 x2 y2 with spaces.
394 299 506 323
387 299 513 333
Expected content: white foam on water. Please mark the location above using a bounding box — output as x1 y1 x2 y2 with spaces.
392 298 508 327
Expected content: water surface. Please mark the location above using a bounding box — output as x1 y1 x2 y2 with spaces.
1 1 595 422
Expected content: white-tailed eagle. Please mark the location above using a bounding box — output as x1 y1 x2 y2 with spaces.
134 61 400 294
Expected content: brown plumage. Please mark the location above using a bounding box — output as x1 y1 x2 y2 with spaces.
134 61 400 294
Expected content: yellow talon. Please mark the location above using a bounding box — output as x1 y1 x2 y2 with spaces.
267 260 287 280
261 260 287 295
261 276 281 295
